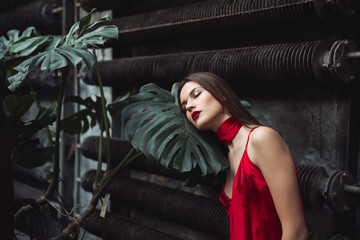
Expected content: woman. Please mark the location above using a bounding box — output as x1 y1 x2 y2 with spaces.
178 72 308 240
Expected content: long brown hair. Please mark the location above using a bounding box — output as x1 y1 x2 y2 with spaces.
177 72 260 127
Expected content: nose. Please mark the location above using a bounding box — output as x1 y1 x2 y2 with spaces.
185 99 195 112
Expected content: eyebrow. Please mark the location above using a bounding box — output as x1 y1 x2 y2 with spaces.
180 87 201 107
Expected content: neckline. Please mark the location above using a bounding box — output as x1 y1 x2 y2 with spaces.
221 126 259 200
222 148 248 201
216 117 242 145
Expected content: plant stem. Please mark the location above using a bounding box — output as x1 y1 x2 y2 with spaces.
92 48 111 171
51 147 142 240
94 147 142 195
45 68 68 196
93 118 104 190
14 68 69 221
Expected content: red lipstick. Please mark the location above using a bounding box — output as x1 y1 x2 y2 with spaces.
191 111 201 121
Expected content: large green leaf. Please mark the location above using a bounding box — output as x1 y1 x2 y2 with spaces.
6 10 118 92
0 26 37 59
4 92 36 119
108 92 130 118
122 83 228 175
61 95 104 135
7 52 47 91
40 50 68 71
73 25 118 48
4 93 56 170
21 104 56 140
9 36 51 57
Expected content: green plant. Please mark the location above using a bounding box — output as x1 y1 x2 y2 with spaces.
0 26 37 61
7 10 117 91
121 83 229 175
3 92 55 171
1 27 56 172
1 8 236 239
0 9 136 239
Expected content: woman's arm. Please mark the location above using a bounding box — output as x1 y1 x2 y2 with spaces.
248 126 308 240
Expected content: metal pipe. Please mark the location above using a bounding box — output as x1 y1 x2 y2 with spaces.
79 0 209 12
83 39 359 89
80 136 226 186
103 0 358 44
83 210 183 240
296 164 360 213
83 40 321 90
81 170 229 239
0 0 29 11
344 184 360 194
79 0 140 12
110 0 317 44
0 0 61 35
296 164 329 208
81 161 359 214
347 52 360 59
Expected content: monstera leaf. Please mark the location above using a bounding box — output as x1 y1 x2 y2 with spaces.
122 83 228 175
4 92 56 170
0 26 37 60
6 9 118 92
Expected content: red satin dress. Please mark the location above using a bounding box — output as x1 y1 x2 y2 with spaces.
217 118 282 240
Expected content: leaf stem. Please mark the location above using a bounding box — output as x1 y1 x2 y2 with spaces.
92 48 111 171
14 68 69 221
93 117 104 190
51 147 142 240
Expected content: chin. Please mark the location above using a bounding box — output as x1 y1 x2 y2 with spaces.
194 122 210 131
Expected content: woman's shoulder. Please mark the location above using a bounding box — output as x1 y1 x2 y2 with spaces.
247 126 290 166
249 125 281 142
248 126 286 151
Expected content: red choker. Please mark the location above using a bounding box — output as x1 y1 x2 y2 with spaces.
216 117 242 145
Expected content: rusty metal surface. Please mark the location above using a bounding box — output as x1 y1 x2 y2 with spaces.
241 83 351 170
296 164 358 212
297 164 329 208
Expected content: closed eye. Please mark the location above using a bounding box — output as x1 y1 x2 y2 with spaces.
194 91 201 98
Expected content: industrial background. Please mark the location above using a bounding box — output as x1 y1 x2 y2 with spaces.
2 0 360 239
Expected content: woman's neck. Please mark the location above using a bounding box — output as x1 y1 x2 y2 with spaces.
216 116 242 146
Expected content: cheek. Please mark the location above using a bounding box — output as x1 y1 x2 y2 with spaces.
212 99 224 113
185 112 194 123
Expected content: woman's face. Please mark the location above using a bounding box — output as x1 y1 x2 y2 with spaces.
179 81 230 131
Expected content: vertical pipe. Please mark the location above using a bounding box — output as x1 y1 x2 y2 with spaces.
57 0 66 221
72 0 81 217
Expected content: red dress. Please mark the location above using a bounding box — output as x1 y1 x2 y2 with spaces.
219 128 282 240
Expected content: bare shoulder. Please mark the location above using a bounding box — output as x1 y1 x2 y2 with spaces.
248 126 290 166
250 126 283 145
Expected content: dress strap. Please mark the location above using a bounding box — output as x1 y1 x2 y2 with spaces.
245 127 258 149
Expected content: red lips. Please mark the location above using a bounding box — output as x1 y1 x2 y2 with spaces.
191 111 201 121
